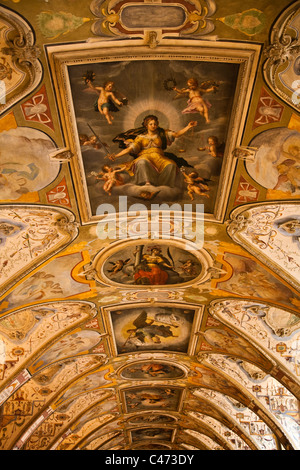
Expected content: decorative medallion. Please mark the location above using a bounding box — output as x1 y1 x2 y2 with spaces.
93 239 213 288
37 10 91 39
234 175 259 206
46 177 72 207
217 9 266 37
252 87 284 129
90 0 216 43
21 85 54 131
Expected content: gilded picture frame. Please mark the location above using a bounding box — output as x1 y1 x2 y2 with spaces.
47 38 261 224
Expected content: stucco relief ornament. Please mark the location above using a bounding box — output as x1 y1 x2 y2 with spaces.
49 147 74 162
225 212 251 235
0 5 42 114
0 56 12 80
2 32 41 64
196 352 209 363
263 2 300 111
52 213 79 237
232 146 257 162
264 27 300 68
79 263 98 280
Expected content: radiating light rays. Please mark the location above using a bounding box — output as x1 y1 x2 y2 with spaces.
121 98 183 130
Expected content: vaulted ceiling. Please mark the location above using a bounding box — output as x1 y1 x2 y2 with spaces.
0 0 299 451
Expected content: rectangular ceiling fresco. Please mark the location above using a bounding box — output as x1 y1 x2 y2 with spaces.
47 39 260 223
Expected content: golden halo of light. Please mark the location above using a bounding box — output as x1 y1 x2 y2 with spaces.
122 98 183 131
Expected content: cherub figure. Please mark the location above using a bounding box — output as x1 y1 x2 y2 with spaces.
181 168 210 200
179 259 199 276
198 135 224 158
86 78 127 124
173 78 219 123
79 134 102 149
90 164 125 195
107 258 131 274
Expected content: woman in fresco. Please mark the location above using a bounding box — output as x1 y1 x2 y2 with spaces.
108 115 197 187
133 245 181 285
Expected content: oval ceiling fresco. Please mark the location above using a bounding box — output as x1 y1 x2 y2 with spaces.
120 361 186 380
94 239 212 287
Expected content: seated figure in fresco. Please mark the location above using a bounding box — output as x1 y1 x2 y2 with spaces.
108 115 197 187
133 246 182 285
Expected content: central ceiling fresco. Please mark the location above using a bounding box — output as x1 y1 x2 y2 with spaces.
0 0 299 453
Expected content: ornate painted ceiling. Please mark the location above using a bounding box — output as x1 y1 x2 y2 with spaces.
0 0 299 452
